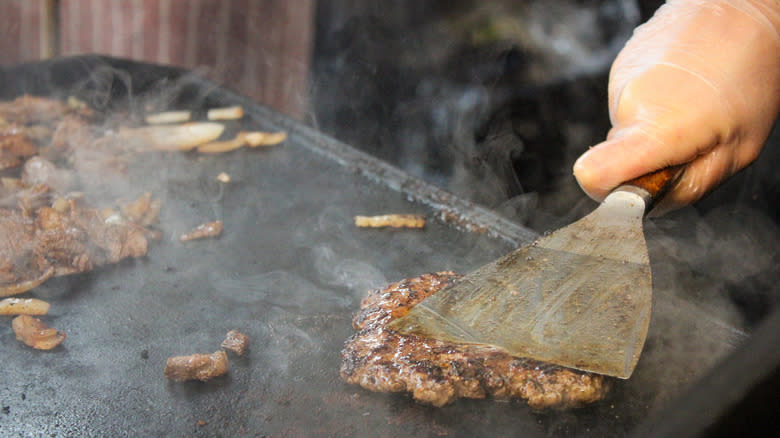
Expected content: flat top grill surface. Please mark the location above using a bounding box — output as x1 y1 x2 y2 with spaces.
0 56 762 437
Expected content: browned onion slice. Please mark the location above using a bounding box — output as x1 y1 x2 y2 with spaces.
12 314 66 350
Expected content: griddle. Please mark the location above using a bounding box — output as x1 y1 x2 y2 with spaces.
0 56 775 437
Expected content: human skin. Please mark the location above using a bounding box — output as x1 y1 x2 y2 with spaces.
573 0 780 214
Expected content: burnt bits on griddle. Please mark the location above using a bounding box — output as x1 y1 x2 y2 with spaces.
221 330 249 356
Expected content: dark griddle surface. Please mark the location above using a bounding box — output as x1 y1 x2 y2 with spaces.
0 56 758 437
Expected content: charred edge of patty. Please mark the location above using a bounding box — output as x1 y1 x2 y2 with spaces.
340 272 610 410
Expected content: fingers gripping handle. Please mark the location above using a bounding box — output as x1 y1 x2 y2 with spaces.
617 165 685 214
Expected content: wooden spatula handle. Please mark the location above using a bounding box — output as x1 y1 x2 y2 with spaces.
624 164 684 201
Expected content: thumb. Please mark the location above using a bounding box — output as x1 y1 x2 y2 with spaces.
572 125 681 203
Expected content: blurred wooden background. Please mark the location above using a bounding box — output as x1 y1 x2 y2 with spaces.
0 0 315 118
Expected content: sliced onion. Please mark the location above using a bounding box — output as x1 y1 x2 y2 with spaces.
196 131 286 153
145 110 192 125
244 131 287 147
0 267 56 298
119 122 225 151
207 106 244 121
0 297 50 315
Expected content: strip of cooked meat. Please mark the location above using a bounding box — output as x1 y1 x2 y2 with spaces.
164 351 229 382
0 194 153 296
340 272 610 410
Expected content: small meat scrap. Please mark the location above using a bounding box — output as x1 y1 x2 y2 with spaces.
179 220 223 242
164 350 228 382
354 214 425 229
221 330 249 356
0 297 50 315
12 314 65 350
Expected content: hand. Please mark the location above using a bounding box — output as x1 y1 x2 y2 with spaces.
573 0 780 214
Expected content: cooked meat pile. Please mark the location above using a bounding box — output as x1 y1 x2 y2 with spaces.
0 95 160 298
0 190 157 297
164 351 229 382
340 272 611 410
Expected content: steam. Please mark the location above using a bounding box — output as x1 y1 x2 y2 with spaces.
1 3 775 432
525 0 639 79
312 2 777 429
311 244 388 298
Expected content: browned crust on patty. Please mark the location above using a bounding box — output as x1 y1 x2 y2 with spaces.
340 272 610 409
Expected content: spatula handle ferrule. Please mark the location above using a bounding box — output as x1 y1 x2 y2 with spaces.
620 165 685 212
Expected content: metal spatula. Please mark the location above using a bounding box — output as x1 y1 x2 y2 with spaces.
388 167 682 378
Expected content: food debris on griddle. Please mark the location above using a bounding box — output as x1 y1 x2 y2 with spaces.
164 350 229 382
179 220 224 242
221 330 249 356
354 214 426 229
216 172 231 183
340 272 610 410
12 314 65 350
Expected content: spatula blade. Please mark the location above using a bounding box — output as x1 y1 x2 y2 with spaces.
388 190 652 378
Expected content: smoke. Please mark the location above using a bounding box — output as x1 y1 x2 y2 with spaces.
311 244 388 298
310 0 779 431
311 0 635 230
2 2 776 434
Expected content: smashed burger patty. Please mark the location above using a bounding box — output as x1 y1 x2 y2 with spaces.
340 272 610 410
